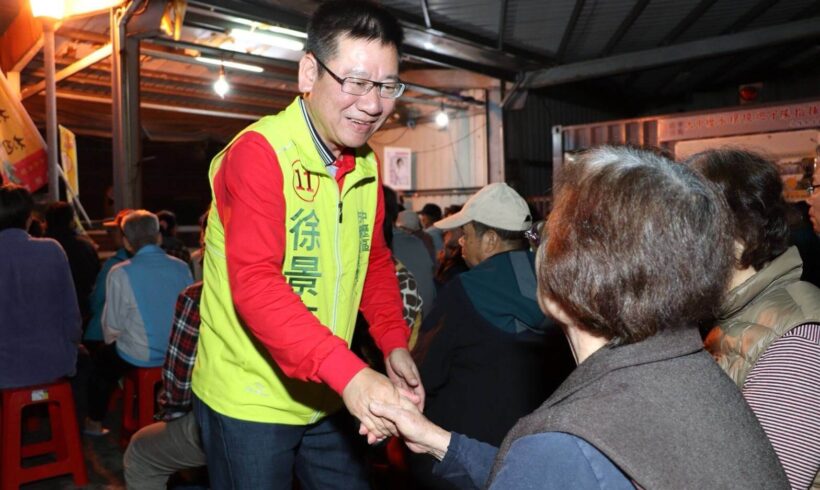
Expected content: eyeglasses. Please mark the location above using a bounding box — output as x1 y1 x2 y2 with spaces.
524 221 545 247
312 54 405 99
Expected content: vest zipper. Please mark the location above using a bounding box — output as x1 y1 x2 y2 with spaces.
310 178 345 425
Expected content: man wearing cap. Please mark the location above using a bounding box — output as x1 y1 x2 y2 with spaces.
408 183 574 488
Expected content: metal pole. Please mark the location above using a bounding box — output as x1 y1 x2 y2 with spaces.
43 21 59 202
111 1 143 211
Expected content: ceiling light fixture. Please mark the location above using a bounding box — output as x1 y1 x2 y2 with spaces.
195 56 264 73
213 66 230 98
435 106 449 128
229 28 305 52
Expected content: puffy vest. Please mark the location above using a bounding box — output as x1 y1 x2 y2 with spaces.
192 98 378 424
706 247 820 386
705 246 820 488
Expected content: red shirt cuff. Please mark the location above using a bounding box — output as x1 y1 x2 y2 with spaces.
317 345 368 395
375 327 410 357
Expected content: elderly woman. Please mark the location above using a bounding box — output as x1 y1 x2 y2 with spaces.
687 148 820 489
371 146 787 489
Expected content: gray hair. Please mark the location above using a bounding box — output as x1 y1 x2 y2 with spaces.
541 145 733 345
121 210 160 251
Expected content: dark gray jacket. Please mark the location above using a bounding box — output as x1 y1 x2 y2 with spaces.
489 327 788 489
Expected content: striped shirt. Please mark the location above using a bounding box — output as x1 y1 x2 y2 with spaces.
743 323 820 489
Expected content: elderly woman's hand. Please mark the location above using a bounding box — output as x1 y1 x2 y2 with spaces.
370 395 452 461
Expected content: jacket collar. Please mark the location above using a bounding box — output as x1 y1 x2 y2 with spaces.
134 244 164 257
298 97 336 167
545 327 704 407
721 246 803 319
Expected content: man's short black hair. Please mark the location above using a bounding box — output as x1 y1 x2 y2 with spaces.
471 220 528 250
156 210 177 236
0 184 34 231
306 0 403 68
45 201 75 235
420 203 442 222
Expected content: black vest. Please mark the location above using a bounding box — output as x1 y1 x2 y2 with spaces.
488 328 788 489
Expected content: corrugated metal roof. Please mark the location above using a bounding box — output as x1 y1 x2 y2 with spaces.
562 1 639 60
505 0 577 57
614 0 696 54
5 0 819 141
676 0 767 42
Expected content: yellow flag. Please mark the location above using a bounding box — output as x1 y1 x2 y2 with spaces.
59 124 79 199
161 0 187 41
0 70 46 191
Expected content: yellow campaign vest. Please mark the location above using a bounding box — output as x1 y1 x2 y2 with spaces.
192 98 378 424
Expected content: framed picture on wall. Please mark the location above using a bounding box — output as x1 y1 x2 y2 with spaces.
383 146 412 190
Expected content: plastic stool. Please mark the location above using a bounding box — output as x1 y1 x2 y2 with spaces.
0 380 88 489
121 367 162 445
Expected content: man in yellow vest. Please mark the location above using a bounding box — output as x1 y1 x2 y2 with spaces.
191 1 424 487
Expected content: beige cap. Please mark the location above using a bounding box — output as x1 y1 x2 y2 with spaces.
434 183 532 231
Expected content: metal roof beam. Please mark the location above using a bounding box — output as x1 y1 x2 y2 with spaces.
600 0 651 57
497 0 508 50
21 43 112 99
722 0 780 34
658 0 718 46
523 17 820 88
420 0 432 30
187 0 310 31
143 37 298 72
140 47 298 87
556 0 586 61
54 89 261 120
190 0 539 79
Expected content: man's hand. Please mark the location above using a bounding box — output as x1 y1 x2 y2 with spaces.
385 348 425 411
342 367 403 444
370 396 451 461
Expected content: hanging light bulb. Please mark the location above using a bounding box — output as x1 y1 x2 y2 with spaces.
213 66 230 98
435 106 449 128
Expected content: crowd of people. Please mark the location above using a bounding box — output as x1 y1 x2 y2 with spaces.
2 0 820 489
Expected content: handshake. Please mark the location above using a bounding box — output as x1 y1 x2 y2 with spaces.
341 348 451 460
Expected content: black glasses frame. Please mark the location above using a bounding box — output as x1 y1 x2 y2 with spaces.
311 54 405 99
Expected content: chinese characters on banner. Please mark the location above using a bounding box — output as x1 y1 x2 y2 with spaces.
59 124 79 200
0 71 47 191
384 146 412 190
658 101 820 142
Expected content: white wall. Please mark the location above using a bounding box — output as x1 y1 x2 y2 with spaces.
674 129 819 202
369 93 487 211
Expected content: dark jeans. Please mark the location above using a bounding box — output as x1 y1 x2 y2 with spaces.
194 396 369 490
87 342 132 422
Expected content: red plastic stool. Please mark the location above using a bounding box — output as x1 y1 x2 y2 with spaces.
120 367 162 445
0 380 88 489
